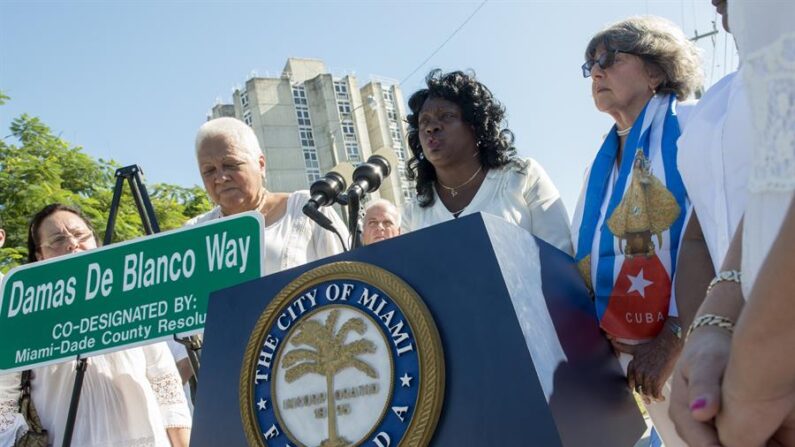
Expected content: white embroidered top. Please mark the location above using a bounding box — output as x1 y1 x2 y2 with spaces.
401 158 573 255
0 342 190 447
731 0 795 297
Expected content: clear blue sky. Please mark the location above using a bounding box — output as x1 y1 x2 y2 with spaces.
0 0 736 215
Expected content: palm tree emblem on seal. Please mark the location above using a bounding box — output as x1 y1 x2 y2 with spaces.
281 309 378 447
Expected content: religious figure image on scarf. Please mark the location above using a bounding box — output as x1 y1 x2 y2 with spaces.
601 150 680 339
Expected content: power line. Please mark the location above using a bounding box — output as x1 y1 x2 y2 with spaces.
399 0 488 86
680 0 686 33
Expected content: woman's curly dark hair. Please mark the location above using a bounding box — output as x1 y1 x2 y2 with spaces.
406 69 516 207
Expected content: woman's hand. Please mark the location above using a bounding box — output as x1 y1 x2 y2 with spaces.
611 323 683 403
716 386 795 447
668 326 731 446
716 316 795 447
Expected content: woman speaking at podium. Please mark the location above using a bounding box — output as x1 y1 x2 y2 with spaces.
0 204 191 447
400 69 572 255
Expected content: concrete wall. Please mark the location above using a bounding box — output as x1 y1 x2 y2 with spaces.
283 58 327 84
248 77 307 192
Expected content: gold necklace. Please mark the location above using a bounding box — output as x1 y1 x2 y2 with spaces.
437 166 483 197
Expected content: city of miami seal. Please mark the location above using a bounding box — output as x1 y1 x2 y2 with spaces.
240 262 444 447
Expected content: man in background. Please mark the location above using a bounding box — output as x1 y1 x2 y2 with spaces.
362 199 401 245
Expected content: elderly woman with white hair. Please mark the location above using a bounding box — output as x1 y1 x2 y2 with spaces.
168 117 347 386
569 16 703 446
188 117 347 269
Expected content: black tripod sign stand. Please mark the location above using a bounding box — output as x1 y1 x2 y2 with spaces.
61 165 201 447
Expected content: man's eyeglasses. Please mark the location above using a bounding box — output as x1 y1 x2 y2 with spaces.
41 230 94 249
582 50 630 78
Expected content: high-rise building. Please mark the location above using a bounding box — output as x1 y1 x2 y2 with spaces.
210 58 413 206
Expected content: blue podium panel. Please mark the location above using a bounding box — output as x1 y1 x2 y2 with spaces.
483 216 644 446
191 213 644 446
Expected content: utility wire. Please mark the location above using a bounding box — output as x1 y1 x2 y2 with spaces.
399 0 488 86
681 0 687 33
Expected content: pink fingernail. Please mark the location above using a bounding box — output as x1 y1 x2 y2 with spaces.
690 397 707 411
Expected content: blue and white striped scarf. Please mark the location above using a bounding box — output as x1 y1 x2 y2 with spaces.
571 94 689 331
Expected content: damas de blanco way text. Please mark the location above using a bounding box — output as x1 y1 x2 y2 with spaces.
5 230 250 318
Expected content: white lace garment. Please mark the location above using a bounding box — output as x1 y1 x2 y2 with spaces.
731 1 795 297
0 342 190 447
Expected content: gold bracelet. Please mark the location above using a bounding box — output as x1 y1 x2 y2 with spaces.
706 270 742 295
687 314 735 339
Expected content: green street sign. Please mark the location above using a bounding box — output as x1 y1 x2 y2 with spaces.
0 212 264 372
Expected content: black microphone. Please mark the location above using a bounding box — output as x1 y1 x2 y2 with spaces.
303 171 346 230
346 155 391 199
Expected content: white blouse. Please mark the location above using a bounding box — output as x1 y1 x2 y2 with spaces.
0 342 190 447
731 0 795 297
677 71 751 272
401 158 573 255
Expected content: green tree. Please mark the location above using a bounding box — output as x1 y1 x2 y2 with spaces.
0 92 212 272
282 309 378 447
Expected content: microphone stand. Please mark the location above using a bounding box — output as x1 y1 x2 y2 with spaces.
304 155 390 251
343 154 389 250
345 192 364 250
302 172 351 251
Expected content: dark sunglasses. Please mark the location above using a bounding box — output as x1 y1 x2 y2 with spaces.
582 50 631 78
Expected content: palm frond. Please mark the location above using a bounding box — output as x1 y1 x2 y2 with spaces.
335 318 367 345
340 339 377 357
324 309 340 334
292 320 331 348
346 358 378 379
284 362 324 383
281 348 319 368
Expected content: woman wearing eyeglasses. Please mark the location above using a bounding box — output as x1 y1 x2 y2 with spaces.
0 204 191 446
569 16 702 446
